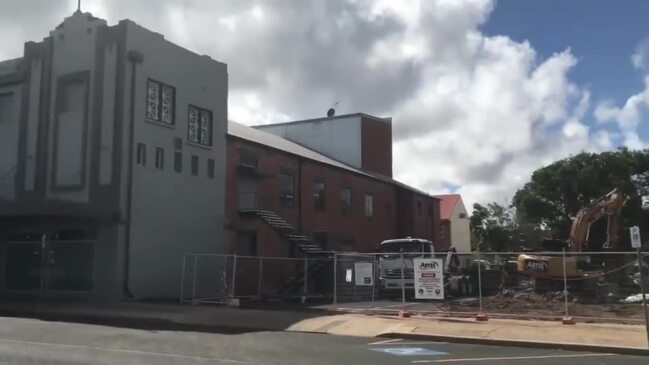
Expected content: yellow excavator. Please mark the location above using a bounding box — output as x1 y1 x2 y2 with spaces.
516 189 627 290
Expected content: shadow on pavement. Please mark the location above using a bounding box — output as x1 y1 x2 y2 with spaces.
0 298 332 335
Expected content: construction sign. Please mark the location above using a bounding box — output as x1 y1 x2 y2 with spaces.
630 226 642 249
414 258 444 300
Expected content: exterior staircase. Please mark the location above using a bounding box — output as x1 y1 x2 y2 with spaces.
241 209 326 254
240 208 331 297
279 259 332 296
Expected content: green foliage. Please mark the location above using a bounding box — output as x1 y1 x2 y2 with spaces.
470 202 517 251
512 148 649 248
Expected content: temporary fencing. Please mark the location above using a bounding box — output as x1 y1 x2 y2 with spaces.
180 250 649 325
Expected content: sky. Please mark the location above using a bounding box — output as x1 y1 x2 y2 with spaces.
1 0 649 209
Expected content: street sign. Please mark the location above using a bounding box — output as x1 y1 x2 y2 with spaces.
354 262 373 286
631 226 642 249
414 258 444 299
630 225 649 347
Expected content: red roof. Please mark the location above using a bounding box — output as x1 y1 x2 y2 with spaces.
434 194 461 220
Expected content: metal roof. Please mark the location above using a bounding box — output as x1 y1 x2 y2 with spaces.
434 194 461 220
229 121 369 175
253 112 391 129
228 121 433 198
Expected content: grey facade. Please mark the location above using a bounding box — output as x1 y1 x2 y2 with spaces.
0 11 227 299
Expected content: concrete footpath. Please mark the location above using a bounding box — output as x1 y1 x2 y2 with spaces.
1 301 647 355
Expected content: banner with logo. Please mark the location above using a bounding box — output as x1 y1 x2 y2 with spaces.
414 258 444 299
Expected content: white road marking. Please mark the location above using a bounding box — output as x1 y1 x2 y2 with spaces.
368 339 403 345
411 353 615 363
368 338 449 346
0 338 252 364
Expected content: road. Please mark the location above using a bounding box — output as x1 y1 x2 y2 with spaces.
0 316 645 364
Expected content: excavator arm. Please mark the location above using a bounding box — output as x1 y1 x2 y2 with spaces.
568 189 626 251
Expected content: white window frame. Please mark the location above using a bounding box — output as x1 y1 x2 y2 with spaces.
188 104 213 146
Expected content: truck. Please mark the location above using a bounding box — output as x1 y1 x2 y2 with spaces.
376 238 434 294
376 237 503 298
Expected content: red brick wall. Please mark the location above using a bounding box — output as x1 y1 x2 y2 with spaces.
227 137 405 255
361 117 392 177
226 135 440 294
438 220 451 250
395 189 441 249
297 161 398 252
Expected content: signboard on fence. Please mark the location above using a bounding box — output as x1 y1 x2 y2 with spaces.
345 269 353 283
354 262 373 286
414 258 444 300
630 226 642 249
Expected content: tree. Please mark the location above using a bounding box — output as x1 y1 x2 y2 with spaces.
470 202 517 251
512 149 649 249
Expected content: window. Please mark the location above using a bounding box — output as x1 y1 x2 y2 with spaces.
155 147 164 170
440 224 446 239
459 213 467 219
239 152 259 170
279 172 295 207
0 93 14 123
312 231 328 250
136 143 146 166
236 231 257 256
417 200 422 216
364 193 374 217
146 79 175 124
207 159 215 179
188 105 212 146
174 152 182 173
429 203 434 217
61 80 85 113
280 238 294 257
191 155 199 176
313 180 326 211
341 188 352 214
339 239 355 252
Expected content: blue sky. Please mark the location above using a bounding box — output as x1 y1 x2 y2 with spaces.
483 0 649 141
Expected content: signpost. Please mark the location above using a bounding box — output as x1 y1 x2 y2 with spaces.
630 226 649 347
413 258 444 300
354 262 373 286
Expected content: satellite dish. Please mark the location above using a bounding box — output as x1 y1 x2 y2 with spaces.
327 108 336 118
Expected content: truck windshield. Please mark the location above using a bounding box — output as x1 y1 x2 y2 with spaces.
377 241 430 255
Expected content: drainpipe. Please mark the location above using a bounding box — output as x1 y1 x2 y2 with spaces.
123 50 143 299
297 156 303 234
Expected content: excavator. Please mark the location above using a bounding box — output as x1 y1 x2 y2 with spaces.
516 188 627 291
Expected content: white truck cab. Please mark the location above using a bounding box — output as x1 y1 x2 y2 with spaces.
376 238 434 292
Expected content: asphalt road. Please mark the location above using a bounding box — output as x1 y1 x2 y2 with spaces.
0 316 645 364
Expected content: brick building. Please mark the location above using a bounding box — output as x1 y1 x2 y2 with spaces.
226 117 441 295
227 115 441 257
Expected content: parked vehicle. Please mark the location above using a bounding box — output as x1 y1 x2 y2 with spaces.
376 238 434 294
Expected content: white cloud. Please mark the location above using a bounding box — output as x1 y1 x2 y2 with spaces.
0 0 626 209
631 37 649 72
594 75 649 148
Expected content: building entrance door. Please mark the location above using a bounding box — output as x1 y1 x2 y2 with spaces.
4 232 95 292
